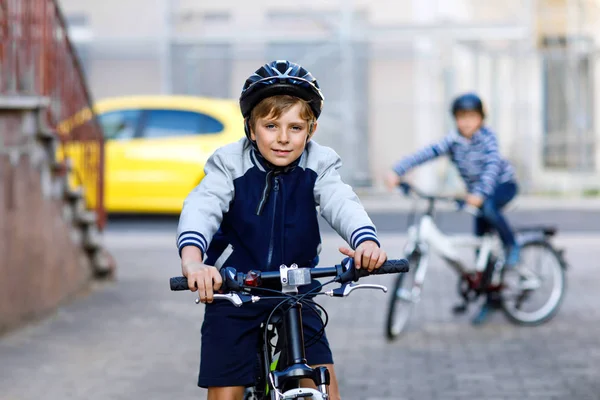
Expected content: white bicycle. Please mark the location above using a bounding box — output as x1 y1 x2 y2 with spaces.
385 183 568 340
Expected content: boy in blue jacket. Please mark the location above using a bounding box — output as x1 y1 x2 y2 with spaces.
385 93 519 325
177 60 387 400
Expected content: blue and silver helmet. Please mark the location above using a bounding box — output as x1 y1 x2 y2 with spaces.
239 60 324 120
451 93 485 118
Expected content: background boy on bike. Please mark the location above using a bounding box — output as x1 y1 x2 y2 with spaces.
177 60 388 399
385 93 519 325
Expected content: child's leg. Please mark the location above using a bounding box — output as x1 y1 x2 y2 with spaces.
480 182 518 249
207 387 245 400
198 302 266 395
472 182 519 325
481 201 516 248
474 213 492 238
473 214 491 264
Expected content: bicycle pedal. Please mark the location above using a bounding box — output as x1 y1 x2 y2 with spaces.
452 304 468 314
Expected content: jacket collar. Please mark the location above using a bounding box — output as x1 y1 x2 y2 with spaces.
249 141 303 216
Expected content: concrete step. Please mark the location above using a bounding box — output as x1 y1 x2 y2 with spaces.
82 224 103 251
90 248 115 278
64 185 84 202
51 160 71 176
76 210 98 227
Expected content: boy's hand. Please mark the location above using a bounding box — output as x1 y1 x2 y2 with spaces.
384 171 402 191
339 241 387 272
182 260 222 303
466 194 484 208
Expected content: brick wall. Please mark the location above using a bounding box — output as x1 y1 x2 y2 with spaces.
0 107 92 334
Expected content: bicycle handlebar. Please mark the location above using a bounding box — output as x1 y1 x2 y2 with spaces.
399 182 463 204
169 258 409 292
399 182 481 216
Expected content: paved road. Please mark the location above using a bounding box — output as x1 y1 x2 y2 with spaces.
1 231 599 399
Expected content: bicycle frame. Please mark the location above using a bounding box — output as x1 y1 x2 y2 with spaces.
250 265 333 400
385 184 567 335
263 299 330 399
405 213 502 276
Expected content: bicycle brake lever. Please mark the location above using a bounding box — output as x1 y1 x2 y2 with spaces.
195 293 258 307
325 283 388 297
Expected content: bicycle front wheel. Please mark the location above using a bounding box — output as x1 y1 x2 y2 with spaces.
500 241 566 326
385 255 420 340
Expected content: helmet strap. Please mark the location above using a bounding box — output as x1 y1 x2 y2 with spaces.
244 118 253 140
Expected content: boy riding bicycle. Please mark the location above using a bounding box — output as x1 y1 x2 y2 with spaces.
385 93 519 325
177 60 388 400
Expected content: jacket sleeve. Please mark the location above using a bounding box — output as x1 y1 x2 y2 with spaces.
314 148 380 249
472 132 502 198
176 149 235 257
392 135 453 176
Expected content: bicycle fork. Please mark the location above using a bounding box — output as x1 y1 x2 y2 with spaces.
402 249 429 304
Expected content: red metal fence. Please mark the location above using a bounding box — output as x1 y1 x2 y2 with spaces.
0 0 106 229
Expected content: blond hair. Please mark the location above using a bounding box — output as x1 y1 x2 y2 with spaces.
249 95 316 134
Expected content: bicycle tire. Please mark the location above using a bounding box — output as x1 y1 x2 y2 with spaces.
385 255 419 341
500 240 566 326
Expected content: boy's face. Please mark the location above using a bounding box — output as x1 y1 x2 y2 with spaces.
454 110 483 138
250 102 315 167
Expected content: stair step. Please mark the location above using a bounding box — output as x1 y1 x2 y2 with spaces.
83 224 103 250
62 202 74 223
64 186 84 202
51 160 70 176
76 210 97 226
69 226 83 246
53 174 68 200
36 127 56 141
91 249 115 278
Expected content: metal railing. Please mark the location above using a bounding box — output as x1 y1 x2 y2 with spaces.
0 0 106 229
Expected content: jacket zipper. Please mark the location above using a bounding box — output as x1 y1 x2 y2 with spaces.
256 170 273 216
266 176 280 269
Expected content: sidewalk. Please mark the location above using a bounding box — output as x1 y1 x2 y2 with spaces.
355 189 600 212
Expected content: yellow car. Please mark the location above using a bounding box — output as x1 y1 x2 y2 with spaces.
60 95 244 214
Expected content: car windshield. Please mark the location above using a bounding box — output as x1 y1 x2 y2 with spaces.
98 110 141 140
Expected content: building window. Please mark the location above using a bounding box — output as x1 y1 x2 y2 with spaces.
542 36 595 171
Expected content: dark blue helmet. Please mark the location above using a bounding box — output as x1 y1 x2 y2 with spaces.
451 93 485 117
239 60 324 120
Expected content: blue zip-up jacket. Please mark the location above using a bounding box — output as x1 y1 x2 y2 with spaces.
393 127 516 198
177 138 379 273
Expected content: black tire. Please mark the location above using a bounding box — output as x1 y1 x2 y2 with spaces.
385 255 419 341
500 240 566 326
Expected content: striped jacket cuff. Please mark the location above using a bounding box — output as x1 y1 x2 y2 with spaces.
350 226 380 249
177 231 207 257
473 184 494 199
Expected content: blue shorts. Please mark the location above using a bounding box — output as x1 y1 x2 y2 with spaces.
198 297 334 388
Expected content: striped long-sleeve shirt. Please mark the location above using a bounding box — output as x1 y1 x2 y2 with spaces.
393 127 516 198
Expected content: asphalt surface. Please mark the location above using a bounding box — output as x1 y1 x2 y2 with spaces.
1 231 599 400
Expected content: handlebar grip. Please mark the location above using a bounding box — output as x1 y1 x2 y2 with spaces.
170 268 240 292
170 276 189 291
399 182 411 196
364 259 410 275
338 259 410 284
